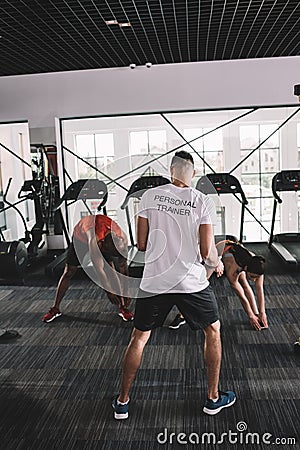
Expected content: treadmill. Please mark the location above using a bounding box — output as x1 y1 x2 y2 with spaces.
121 175 170 277
45 179 108 278
268 170 300 266
196 173 248 243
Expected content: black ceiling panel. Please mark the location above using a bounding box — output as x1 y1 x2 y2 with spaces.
0 0 299 76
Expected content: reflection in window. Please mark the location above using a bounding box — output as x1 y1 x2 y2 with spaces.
240 124 280 241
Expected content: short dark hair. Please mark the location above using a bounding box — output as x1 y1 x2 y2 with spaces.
229 242 266 275
171 150 194 167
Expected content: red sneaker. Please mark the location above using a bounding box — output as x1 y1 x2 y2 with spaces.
118 307 133 322
42 306 62 323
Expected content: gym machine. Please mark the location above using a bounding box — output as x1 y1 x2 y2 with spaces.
121 175 170 277
196 172 248 243
0 179 28 279
268 170 300 266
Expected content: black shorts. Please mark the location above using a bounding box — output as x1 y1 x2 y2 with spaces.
66 238 113 267
134 285 219 331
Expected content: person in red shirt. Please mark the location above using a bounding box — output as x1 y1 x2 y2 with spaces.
42 214 133 323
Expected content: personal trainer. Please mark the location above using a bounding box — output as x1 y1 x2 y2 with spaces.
112 150 236 419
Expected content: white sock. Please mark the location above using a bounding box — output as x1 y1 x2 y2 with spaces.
117 398 129 405
211 397 219 403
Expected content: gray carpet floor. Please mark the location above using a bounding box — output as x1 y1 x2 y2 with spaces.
0 245 299 450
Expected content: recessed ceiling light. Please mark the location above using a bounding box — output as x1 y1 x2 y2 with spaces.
119 22 131 28
105 20 118 25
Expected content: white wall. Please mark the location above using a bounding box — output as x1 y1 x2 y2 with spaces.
29 127 56 145
0 123 34 240
0 57 299 128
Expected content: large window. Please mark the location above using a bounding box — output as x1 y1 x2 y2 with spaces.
240 124 280 241
130 130 166 155
61 106 299 242
298 123 300 167
129 130 168 175
183 128 224 177
298 123 300 229
0 158 6 231
75 133 114 180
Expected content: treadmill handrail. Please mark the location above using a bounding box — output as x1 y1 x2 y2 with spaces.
271 174 283 204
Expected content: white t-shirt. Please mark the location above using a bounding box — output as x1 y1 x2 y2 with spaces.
138 183 214 293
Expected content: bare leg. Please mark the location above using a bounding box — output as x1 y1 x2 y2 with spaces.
203 320 222 400
53 264 77 309
118 328 151 403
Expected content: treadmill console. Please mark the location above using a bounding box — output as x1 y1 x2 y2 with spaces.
272 170 300 196
54 179 108 210
121 176 170 209
196 173 248 204
63 179 107 200
129 176 170 195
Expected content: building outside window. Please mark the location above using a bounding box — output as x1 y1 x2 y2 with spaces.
183 127 224 234
183 128 224 178
129 130 168 174
240 124 280 241
75 133 114 181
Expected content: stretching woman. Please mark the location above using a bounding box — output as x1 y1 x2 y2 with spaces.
169 239 268 331
216 239 268 330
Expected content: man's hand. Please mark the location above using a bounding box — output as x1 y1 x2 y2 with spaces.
214 260 224 277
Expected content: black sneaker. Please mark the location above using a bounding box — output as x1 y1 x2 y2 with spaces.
203 390 236 415
112 395 129 420
169 314 186 329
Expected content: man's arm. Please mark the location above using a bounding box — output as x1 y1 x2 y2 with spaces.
137 216 149 251
199 224 223 278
